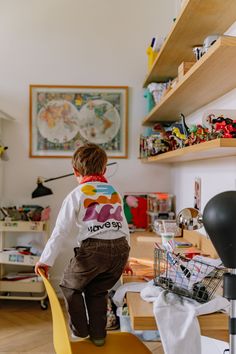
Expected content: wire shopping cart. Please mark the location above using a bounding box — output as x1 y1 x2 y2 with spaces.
154 248 226 303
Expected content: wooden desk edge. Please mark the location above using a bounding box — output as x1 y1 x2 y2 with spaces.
126 292 229 342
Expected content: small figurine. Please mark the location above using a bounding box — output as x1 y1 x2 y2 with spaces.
180 113 191 137
171 127 187 148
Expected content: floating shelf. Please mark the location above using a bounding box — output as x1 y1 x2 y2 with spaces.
142 36 236 125
141 139 236 164
143 0 236 86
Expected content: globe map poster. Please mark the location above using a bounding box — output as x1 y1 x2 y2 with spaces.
30 85 128 158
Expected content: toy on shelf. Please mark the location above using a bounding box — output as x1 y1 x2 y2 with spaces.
184 124 212 146
139 111 236 159
171 127 187 148
211 116 236 138
140 123 173 158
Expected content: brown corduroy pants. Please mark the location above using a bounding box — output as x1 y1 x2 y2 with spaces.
60 237 129 339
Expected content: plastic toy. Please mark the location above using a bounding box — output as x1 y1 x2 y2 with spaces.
212 116 236 138
202 114 236 138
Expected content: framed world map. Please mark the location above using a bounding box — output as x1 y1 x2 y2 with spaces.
29 85 128 158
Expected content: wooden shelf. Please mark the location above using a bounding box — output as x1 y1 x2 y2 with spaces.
0 252 40 266
143 0 236 86
142 36 236 125
141 138 236 164
0 221 46 232
0 280 44 293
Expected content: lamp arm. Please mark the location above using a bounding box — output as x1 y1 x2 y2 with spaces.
44 173 74 183
41 162 117 184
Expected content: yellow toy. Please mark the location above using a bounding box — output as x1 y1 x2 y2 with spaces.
146 37 158 71
172 127 186 140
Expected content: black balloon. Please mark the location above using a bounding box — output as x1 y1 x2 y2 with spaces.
203 191 236 268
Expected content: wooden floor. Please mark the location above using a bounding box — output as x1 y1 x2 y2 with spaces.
0 299 164 354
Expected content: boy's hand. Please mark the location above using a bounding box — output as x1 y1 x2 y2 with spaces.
35 262 50 279
123 261 133 275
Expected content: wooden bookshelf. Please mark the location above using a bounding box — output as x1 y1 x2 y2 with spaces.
141 138 236 164
143 0 236 86
142 36 236 125
0 221 47 232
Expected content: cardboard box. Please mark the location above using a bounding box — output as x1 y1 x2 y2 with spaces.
0 251 39 265
178 61 195 80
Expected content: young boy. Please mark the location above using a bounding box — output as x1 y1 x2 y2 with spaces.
35 143 130 346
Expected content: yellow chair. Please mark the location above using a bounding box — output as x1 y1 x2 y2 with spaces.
38 269 151 354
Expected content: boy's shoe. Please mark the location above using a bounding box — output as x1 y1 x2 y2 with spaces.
71 333 89 342
90 337 105 346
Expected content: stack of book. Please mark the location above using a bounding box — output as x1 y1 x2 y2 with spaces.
2 272 41 282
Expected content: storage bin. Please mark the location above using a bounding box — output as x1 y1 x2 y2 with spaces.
117 306 160 342
0 251 39 265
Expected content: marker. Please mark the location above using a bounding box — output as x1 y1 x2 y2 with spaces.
150 37 156 48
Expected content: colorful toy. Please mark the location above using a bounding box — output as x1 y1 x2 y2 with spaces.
180 113 191 137
202 114 236 138
139 110 236 158
212 116 236 138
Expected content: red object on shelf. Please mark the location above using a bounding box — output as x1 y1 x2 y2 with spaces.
184 248 201 259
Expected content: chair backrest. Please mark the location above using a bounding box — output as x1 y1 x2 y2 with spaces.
38 269 73 354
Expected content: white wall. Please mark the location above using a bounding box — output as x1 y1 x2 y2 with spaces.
0 0 178 283
0 120 2 199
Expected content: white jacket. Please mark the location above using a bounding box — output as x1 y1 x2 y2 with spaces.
39 182 130 266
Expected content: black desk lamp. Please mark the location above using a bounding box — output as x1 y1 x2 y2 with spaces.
177 191 236 354
32 162 117 199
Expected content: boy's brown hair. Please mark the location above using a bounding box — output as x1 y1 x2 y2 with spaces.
72 143 107 176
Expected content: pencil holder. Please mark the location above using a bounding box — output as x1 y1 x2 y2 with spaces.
146 47 158 71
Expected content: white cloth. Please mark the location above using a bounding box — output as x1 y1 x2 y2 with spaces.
113 282 148 307
201 336 229 354
141 284 229 354
40 182 130 266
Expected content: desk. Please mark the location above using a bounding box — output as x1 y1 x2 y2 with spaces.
126 292 228 342
125 231 229 342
